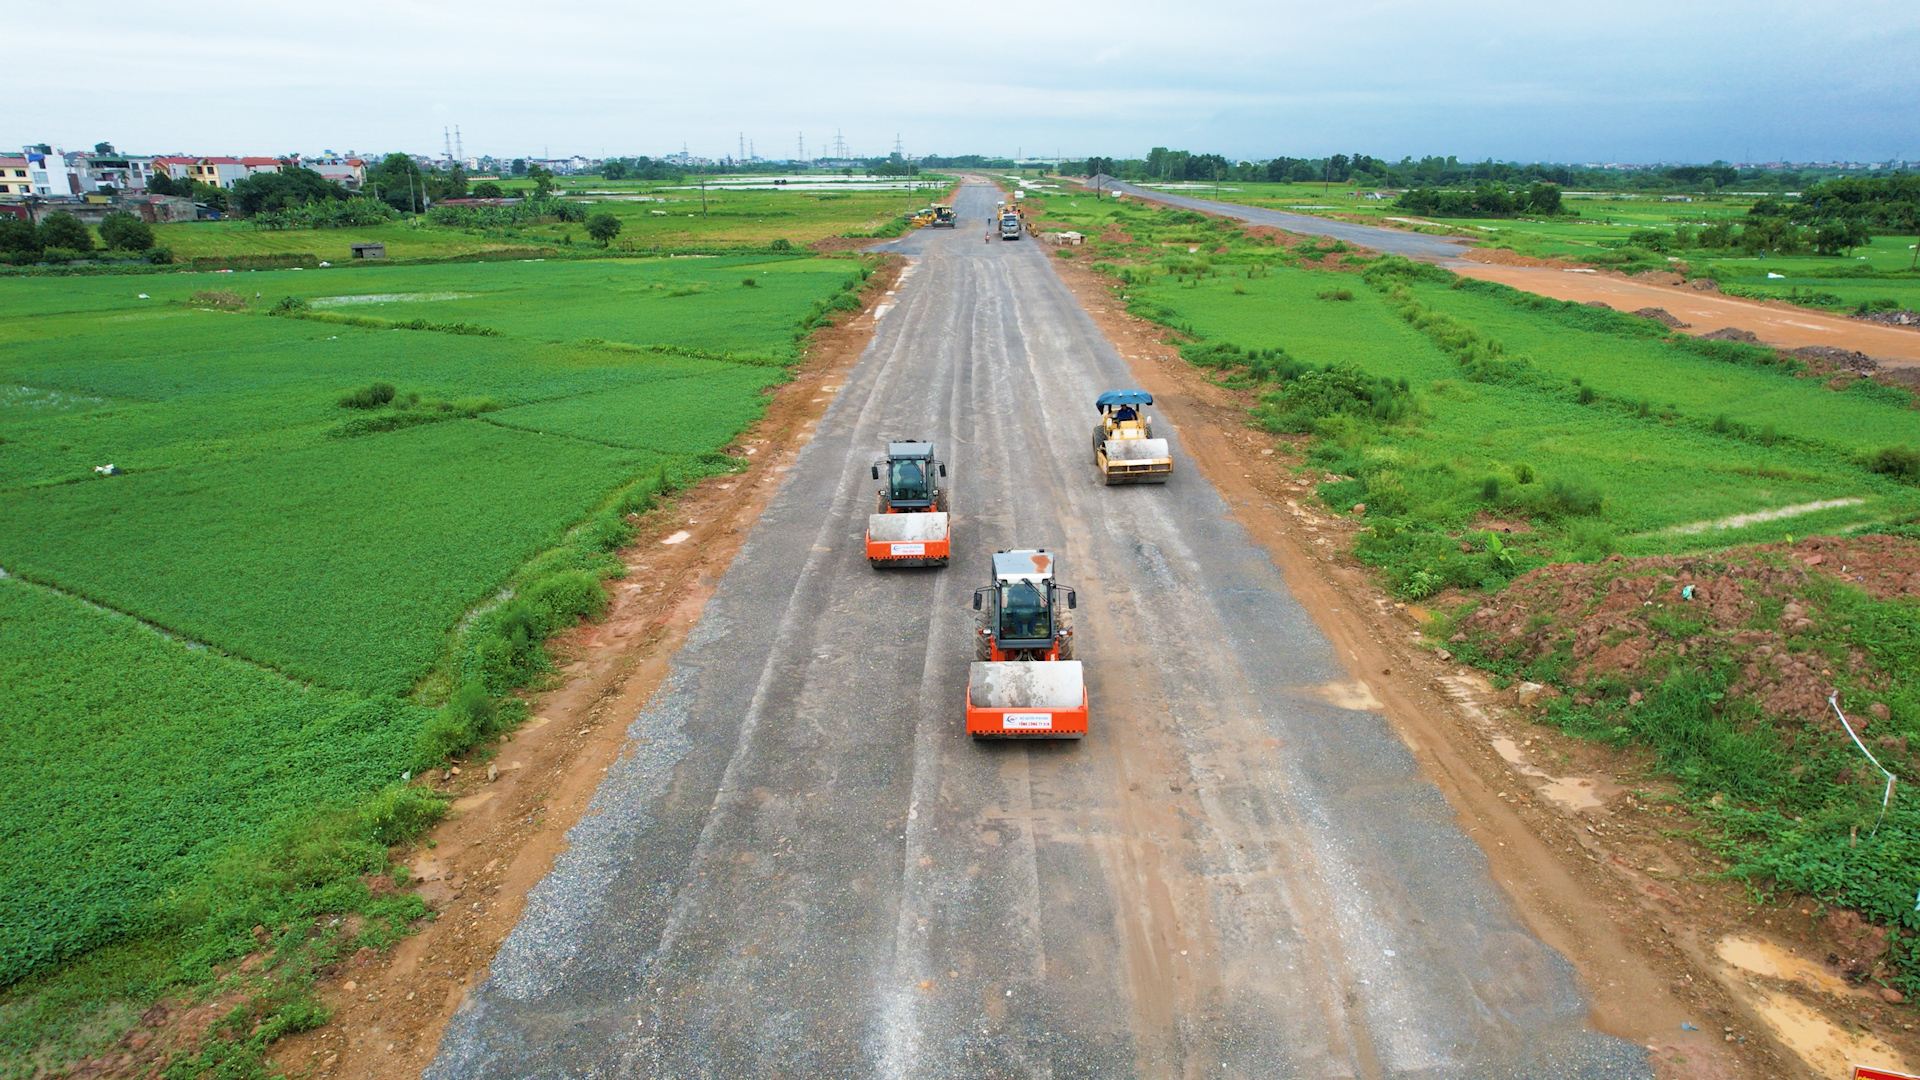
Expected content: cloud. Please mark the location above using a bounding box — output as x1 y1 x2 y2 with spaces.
10 0 1917 162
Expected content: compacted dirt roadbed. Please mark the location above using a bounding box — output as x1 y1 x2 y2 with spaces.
422 180 1651 1078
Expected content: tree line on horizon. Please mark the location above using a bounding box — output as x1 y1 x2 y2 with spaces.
1078 150 1907 197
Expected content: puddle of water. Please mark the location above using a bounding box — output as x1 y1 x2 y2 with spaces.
1490 736 1611 809
1538 776 1607 810
660 530 692 545
1667 497 1864 536
309 292 471 307
1304 679 1383 711
1717 936 1857 997
1491 736 1530 767
1746 987 1907 1077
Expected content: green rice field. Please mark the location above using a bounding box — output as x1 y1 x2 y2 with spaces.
147 175 952 261
1028 191 1920 572
0 253 864 1005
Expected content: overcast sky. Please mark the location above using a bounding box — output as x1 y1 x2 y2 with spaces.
15 0 1918 165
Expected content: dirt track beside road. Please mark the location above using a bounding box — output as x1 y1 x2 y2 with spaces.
1452 263 1920 365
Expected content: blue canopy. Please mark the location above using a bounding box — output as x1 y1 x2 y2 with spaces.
1095 389 1153 412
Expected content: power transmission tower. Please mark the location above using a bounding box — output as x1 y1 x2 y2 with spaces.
798 132 805 162
454 126 463 162
739 132 745 164
443 127 452 161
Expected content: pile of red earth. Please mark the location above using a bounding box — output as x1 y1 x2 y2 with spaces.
1454 536 1920 739
1854 309 1919 327
1632 306 1689 327
1790 345 1880 374
1700 326 1762 343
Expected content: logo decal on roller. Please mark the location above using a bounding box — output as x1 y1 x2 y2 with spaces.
890 543 925 556
1003 713 1052 730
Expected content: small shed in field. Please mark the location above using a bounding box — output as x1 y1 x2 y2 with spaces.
350 242 386 259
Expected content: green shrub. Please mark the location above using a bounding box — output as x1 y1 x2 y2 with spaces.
358 784 447 846
271 295 311 315
1568 520 1620 561
1869 445 1920 483
1576 384 1597 405
769 238 792 252
1538 476 1604 517
417 680 496 763
1317 288 1354 301
38 212 93 254
742 277 759 287
338 382 396 409
582 509 633 552
97 212 156 252
1256 365 1415 432
523 569 608 631
585 211 622 246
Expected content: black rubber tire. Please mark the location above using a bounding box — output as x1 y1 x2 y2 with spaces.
932 490 947 514
1056 611 1075 660
1092 424 1105 456
973 616 993 661
876 490 889 515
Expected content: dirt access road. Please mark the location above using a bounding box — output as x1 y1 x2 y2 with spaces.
426 179 1651 1078
1106 179 1920 365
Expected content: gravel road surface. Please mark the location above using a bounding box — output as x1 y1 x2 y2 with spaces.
428 181 1650 1079
1103 179 1470 262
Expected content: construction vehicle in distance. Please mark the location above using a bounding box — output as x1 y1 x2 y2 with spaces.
999 207 1022 240
931 204 956 228
967 550 1085 739
866 441 950 567
1092 389 1172 484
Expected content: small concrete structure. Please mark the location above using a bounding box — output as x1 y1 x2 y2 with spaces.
350 242 386 259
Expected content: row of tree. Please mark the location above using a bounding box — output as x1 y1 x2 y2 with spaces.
1395 182 1564 217
0 211 158 262
1076 151 1906 195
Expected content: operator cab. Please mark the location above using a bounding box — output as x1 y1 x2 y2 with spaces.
974 549 1076 655
872 441 946 512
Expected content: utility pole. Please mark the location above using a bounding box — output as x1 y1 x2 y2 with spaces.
739 132 745 165
700 176 708 217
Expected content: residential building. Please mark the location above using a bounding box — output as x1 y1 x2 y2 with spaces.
240 157 282 177
151 155 196 181
66 150 156 193
310 158 366 190
18 147 79 197
186 157 248 188
0 155 30 199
